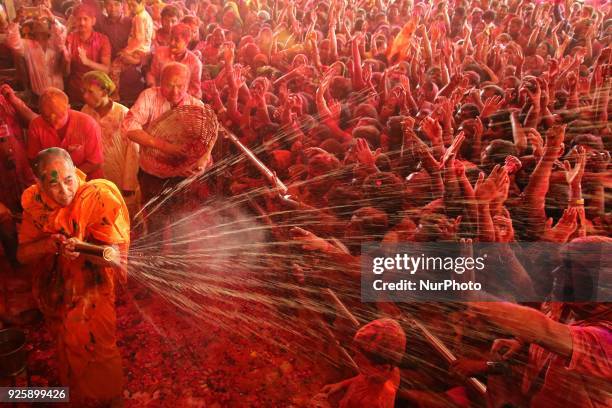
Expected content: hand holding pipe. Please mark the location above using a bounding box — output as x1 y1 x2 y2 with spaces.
222 126 288 195
73 241 121 265
405 314 487 396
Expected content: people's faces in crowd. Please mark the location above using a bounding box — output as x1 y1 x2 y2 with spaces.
74 12 95 36
222 10 236 29
20 22 33 39
105 0 123 20
455 104 480 125
127 0 144 16
161 68 188 105
38 158 79 207
508 17 522 38
536 42 552 59
484 115 508 141
426 67 442 87
180 16 200 41
210 27 225 47
169 30 189 57
496 4 508 22
520 4 534 21
30 21 51 44
162 13 178 30
40 95 69 130
470 8 483 26
82 81 107 109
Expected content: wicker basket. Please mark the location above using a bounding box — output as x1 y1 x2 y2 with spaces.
142 105 218 176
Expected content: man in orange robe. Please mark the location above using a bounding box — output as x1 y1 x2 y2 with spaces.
17 147 129 406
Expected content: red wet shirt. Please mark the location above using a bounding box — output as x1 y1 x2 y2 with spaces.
27 110 104 179
66 31 111 104
523 322 612 407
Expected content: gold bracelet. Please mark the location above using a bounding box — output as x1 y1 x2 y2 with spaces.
570 198 585 206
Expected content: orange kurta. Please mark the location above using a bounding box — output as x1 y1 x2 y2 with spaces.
18 169 129 402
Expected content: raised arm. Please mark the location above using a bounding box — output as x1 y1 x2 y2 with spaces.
470 302 572 358
522 126 565 220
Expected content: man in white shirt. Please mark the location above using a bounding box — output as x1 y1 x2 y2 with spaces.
4 16 68 99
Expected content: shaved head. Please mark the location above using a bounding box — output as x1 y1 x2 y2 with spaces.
39 87 69 108
39 88 70 129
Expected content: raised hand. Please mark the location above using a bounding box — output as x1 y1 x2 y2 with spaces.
0 84 15 99
524 79 541 106
354 138 381 167
474 165 509 203
543 208 578 243
362 63 373 85
526 128 544 158
491 338 523 361
421 117 443 142
481 95 504 117
328 98 342 121
403 125 430 161
440 132 466 169
290 227 332 252
77 46 90 65
202 80 220 100
563 146 586 190
504 155 522 175
544 125 565 151
566 71 578 91
473 117 484 138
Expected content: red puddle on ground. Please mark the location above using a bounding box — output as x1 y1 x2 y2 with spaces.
22 280 346 407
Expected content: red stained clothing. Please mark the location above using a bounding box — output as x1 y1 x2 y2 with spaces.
153 28 171 48
338 369 401 408
523 322 612 407
18 170 129 402
66 31 112 104
121 87 204 178
0 96 35 212
27 110 104 179
96 16 132 59
0 95 25 146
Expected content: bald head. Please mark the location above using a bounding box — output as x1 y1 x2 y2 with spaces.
39 88 70 129
39 87 69 108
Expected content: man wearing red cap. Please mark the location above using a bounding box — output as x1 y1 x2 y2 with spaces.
314 318 406 408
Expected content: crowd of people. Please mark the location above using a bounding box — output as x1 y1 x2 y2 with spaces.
0 0 610 406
